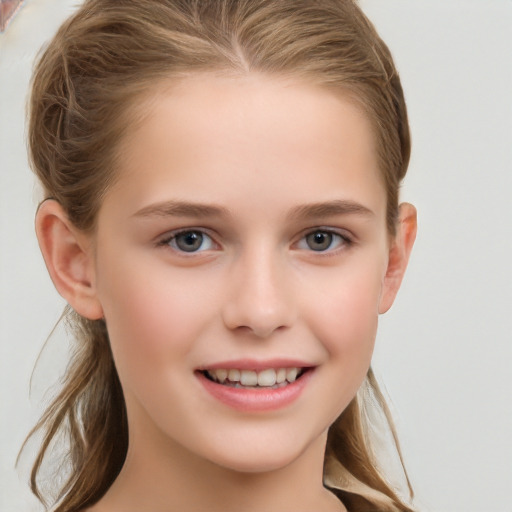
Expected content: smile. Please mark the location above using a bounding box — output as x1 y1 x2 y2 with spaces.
197 364 314 412
203 367 305 389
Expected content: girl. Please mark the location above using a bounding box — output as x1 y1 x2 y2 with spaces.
24 0 417 510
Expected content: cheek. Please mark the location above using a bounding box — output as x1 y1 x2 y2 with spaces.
315 284 379 364
303 258 384 388
96 256 218 378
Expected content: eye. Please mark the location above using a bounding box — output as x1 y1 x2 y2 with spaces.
161 230 216 253
297 229 350 252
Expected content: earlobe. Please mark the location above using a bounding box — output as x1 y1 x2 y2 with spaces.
378 203 417 314
35 199 104 320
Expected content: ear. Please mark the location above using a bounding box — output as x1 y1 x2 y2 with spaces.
35 199 104 320
378 203 417 314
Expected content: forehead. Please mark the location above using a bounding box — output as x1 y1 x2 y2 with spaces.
108 73 386 219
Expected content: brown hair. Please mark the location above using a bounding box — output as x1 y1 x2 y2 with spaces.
24 1 414 511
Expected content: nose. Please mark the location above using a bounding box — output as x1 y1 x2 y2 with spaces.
222 247 295 338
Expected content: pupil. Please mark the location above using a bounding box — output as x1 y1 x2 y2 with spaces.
176 231 203 252
307 231 332 251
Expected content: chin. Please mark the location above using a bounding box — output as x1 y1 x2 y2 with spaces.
214 453 298 475
203 433 316 475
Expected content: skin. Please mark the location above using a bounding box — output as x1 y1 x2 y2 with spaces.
36 73 416 512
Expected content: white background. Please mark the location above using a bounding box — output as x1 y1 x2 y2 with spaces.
1 1 511 511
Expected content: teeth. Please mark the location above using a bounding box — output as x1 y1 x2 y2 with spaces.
257 368 276 387
228 369 240 382
286 368 298 382
240 370 258 386
215 369 228 383
205 367 303 387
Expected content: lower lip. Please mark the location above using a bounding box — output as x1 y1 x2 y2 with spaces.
197 370 314 412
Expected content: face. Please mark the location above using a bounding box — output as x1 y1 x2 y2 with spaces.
89 74 394 473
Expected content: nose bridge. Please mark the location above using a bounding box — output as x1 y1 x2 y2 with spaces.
222 241 294 338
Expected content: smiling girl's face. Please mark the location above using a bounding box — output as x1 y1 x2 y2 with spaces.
60 73 414 476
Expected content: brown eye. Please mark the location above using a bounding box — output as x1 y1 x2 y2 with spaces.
305 231 333 251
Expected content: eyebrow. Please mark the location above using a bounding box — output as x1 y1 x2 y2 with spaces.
133 200 230 219
132 199 373 221
287 200 374 221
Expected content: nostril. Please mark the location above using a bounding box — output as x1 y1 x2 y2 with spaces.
221 269 295 337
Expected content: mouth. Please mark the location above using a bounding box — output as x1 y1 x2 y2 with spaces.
196 363 315 411
199 367 310 390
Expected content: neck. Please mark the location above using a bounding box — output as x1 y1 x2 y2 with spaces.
91 420 345 512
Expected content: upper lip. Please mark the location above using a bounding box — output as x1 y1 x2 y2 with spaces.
196 358 315 371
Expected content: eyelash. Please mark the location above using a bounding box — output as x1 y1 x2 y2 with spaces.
156 227 353 255
295 228 353 253
157 229 217 253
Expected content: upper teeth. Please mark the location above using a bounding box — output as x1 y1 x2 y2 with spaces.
206 367 302 387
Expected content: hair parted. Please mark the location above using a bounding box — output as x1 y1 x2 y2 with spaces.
25 1 414 511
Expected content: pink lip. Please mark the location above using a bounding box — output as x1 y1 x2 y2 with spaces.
196 358 313 371
196 367 314 412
